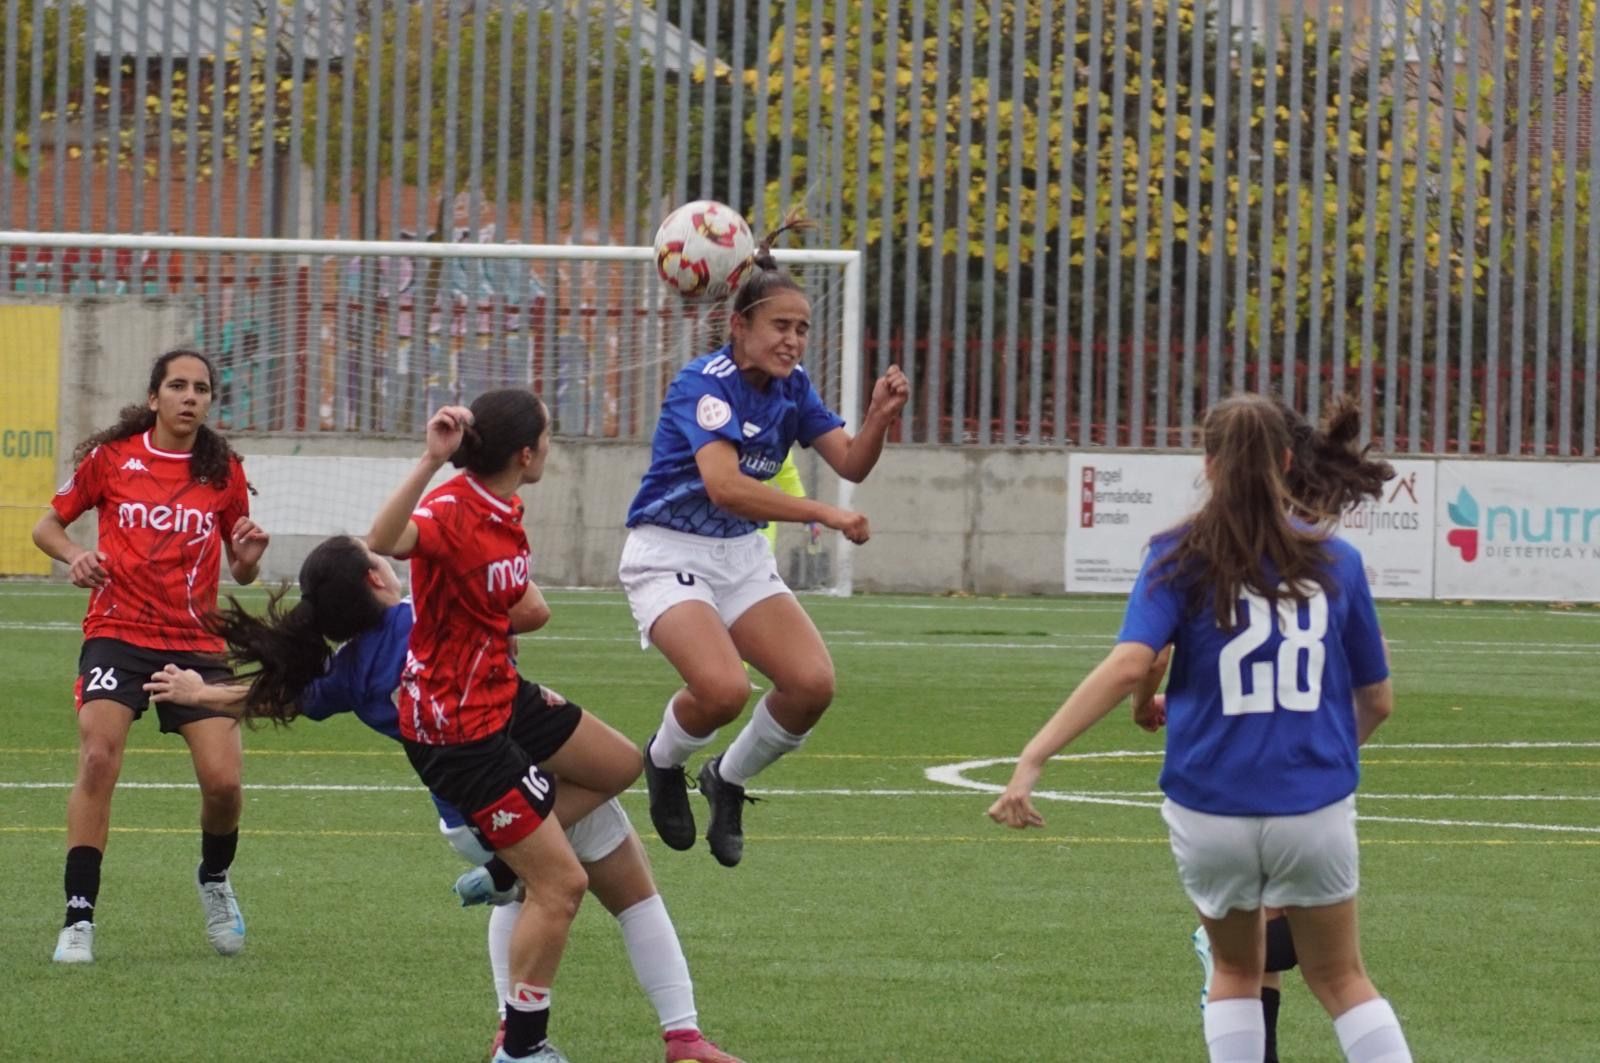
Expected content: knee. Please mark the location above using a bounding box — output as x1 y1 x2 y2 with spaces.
777 663 835 712
612 743 644 790
197 772 243 811
529 863 588 922
77 742 122 792
689 674 754 723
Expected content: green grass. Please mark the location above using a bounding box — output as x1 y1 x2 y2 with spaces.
3 584 1599 1061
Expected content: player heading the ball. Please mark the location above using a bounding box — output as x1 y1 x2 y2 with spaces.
623 208 909 868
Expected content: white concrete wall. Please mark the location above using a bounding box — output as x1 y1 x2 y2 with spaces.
37 297 1075 595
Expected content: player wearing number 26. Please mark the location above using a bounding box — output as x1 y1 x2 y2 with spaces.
988 393 1413 1063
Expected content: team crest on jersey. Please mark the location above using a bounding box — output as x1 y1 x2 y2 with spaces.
697 394 733 431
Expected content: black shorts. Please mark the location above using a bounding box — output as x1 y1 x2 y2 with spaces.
75 638 235 734
403 680 583 851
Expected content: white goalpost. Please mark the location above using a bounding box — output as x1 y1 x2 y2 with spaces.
0 230 863 596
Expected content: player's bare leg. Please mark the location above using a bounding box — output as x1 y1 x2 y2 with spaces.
1195 906 1267 1063
56 699 134 962
180 715 246 955
685 596 834 866
539 711 642 809
641 602 750 850
1282 900 1412 1060
492 814 587 1061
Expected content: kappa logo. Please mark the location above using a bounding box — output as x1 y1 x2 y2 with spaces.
489 808 521 832
742 421 762 438
66 895 92 910
697 394 733 431
120 457 149 473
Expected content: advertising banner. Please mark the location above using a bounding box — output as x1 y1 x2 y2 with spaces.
1067 452 1437 598
1332 459 1435 599
0 306 61 575
1435 460 1600 601
1065 452 1205 593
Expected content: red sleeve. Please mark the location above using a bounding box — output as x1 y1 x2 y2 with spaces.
404 501 451 561
218 458 250 538
50 447 105 525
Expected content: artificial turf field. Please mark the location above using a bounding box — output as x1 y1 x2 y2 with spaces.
4 582 1598 1061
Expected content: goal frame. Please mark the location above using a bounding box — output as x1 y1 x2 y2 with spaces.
0 229 864 596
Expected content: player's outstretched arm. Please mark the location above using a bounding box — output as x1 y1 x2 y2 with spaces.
809 365 909 484
145 665 248 715
368 405 471 557
988 641 1157 830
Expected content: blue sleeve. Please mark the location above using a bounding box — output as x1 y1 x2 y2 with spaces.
1338 546 1389 687
792 367 846 447
296 645 361 722
1117 542 1183 650
666 371 745 455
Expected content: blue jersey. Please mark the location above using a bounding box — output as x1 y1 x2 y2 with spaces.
625 348 845 537
1118 531 1389 816
298 601 464 827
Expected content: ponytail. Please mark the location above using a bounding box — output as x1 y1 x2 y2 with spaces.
1283 395 1394 519
203 535 389 726
731 210 815 319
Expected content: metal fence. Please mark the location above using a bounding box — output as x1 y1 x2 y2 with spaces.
3 0 1599 453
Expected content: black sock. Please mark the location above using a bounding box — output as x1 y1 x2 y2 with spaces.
503 1005 550 1056
199 829 239 883
486 857 518 893
1261 986 1281 1063
64 845 103 927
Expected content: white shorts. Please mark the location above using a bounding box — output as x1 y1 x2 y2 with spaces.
619 524 792 648
439 797 633 866
1161 794 1360 919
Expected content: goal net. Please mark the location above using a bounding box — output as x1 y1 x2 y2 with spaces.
0 231 862 595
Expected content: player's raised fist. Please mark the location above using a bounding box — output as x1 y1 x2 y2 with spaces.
869 365 910 421
424 405 475 462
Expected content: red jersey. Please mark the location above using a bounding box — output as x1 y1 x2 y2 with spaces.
51 432 250 654
398 473 532 744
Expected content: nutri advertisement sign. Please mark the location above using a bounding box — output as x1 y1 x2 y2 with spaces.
1434 460 1600 601
1066 453 1436 599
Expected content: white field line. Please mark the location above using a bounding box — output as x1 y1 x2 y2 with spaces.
4 780 1594 804
924 753 1600 835
5 619 1600 657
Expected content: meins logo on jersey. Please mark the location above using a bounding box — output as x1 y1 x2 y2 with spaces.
117 501 217 540
485 551 532 594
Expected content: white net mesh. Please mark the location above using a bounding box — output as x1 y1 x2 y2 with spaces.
1 234 860 593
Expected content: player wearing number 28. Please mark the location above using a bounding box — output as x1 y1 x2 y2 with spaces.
988 393 1413 1063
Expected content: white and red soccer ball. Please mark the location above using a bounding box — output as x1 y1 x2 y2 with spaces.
653 200 756 301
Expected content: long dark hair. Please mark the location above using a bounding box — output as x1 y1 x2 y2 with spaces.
1281 394 1394 519
1155 394 1335 630
450 389 549 476
730 211 814 321
205 536 388 724
72 349 245 489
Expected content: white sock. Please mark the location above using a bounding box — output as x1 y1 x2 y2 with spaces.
1203 997 1266 1063
488 900 520 1018
1334 998 1413 1063
616 894 698 1033
718 695 807 787
648 694 718 768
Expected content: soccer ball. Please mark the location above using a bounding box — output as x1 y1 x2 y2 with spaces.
653 200 756 301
